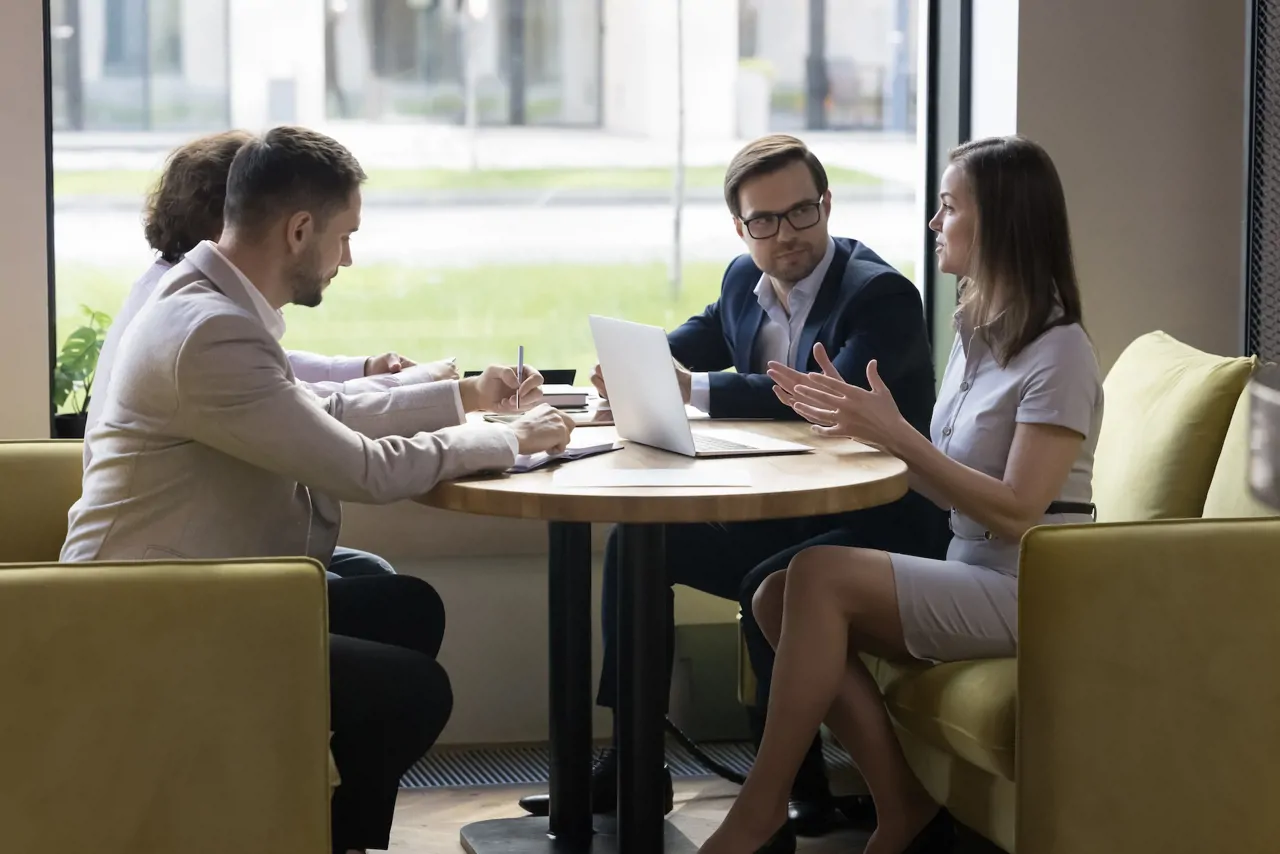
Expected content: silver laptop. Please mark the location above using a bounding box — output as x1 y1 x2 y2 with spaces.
588 315 812 458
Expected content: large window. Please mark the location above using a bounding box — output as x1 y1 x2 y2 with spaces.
52 0 922 413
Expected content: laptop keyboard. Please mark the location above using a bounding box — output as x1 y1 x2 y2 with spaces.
692 433 756 453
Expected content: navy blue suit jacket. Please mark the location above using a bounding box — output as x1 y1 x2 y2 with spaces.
668 237 935 436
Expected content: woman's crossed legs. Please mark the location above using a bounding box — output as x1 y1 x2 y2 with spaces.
699 546 939 854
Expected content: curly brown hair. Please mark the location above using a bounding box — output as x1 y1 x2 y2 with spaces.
142 130 253 264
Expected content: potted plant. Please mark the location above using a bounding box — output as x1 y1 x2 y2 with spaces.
53 305 111 439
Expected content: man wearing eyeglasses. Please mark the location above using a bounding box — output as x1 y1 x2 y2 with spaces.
521 135 947 852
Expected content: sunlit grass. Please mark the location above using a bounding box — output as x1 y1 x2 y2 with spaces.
54 164 885 199
56 257 917 386
56 261 727 380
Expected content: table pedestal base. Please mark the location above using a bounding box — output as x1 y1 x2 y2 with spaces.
460 816 699 854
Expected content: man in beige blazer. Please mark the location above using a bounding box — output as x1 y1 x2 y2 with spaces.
83 128 464 581
63 236 564 563
59 125 571 854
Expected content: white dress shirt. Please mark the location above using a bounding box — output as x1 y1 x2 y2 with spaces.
689 237 837 413
87 244 459 436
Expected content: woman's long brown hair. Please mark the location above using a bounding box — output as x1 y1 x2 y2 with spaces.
950 135 1084 364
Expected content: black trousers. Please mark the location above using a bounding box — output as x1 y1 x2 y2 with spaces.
597 492 949 796
328 575 453 853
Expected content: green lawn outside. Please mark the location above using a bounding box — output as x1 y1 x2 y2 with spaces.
54 164 885 199
56 258 917 411
56 261 729 385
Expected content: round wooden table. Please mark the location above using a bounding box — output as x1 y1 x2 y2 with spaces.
417 421 906 854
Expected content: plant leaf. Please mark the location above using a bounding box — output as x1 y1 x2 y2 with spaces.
54 307 112 413
53 371 72 409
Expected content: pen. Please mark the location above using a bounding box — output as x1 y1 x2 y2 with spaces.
516 345 524 409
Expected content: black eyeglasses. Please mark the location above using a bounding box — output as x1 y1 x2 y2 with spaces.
740 200 823 239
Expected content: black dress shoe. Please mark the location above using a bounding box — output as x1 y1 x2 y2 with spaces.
786 796 843 837
516 748 675 817
781 726 842 837
754 822 797 854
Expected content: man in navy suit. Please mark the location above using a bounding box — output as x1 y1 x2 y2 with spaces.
519 135 949 848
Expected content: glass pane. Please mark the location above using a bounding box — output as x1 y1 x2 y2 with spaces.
48 0 80 130
54 0 923 413
89 0 148 129
523 0 601 126
326 0 599 125
740 0 918 134
54 0 229 131
328 0 468 122
147 0 229 130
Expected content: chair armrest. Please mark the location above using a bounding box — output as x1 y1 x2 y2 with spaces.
0 558 331 854
1016 518 1280 854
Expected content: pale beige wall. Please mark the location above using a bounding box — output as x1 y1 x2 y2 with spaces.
339 504 737 745
0 1 52 439
1016 0 1246 371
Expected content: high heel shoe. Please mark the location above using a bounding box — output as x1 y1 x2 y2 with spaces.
901 807 955 854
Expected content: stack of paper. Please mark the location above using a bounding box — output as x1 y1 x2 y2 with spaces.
541 385 593 408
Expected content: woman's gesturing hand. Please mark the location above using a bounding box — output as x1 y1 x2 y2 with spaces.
767 343 910 451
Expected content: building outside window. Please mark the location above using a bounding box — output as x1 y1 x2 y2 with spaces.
51 0 230 131
739 0 917 133
325 0 602 126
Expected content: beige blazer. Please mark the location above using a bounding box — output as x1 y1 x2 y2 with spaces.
62 242 516 565
84 258 449 454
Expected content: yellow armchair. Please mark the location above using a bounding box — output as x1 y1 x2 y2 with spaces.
0 441 334 853
1018 518 1280 853
0 559 332 854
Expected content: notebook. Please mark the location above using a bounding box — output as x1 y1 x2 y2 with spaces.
507 441 621 474
541 385 593 408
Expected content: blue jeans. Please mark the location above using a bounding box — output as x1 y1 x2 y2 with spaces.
326 546 397 581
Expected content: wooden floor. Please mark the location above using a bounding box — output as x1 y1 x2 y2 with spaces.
389 779 873 852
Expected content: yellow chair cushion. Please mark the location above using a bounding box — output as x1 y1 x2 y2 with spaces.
865 655 1017 781
0 440 84 562
1092 332 1256 522
1202 387 1279 519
